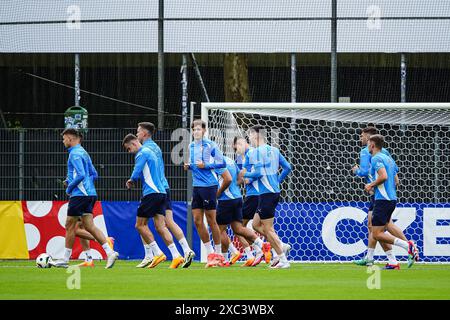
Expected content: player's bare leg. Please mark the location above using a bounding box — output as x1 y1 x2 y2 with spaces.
261 221 282 255
250 214 265 237
205 209 222 254
76 221 114 247
65 217 78 252
165 209 184 240
193 209 215 254
230 221 264 266
77 238 95 267
241 219 256 248
154 214 183 268
219 228 244 265
357 211 406 267
51 216 78 268
252 214 286 261
372 225 418 268
74 222 115 267
236 234 254 263
220 227 230 252
355 211 391 266
386 220 408 241
218 226 233 266
243 218 271 263
166 209 195 267
135 217 158 267
136 217 156 243
82 214 118 269
260 216 289 268
73 222 95 266
75 223 95 240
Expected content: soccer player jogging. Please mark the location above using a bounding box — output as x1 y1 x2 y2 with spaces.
215 156 265 267
51 128 118 269
238 125 292 269
123 134 184 269
234 136 279 264
352 127 409 269
364 134 419 268
136 122 195 268
183 120 226 265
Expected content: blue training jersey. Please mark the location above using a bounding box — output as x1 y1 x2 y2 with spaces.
143 138 170 190
237 147 260 197
371 152 399 201
355 146 392 183
244 144 292 195
66 144 98 197
130 146 167 196
189 138 226 187
215 156 243 201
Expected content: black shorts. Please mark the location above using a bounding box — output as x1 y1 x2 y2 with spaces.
216 198 243 225
192 186 218 210
137 193 166 218
371 200 397 226
368 194 375 212
165 189 172 211
242 195 259 220
256 193 280 220
67 196 97 217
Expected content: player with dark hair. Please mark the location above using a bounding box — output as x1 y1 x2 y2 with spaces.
352 127 409 269
364 134 419 268
51 128 118 268
233 136 281 265
215 155 265 267
123 134 185 269
136 122 195 268
184 120 226 267
239 125 292 268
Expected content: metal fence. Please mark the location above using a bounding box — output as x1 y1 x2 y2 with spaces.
0 128 187 201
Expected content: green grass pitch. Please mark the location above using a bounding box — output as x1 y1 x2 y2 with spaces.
1 260 449 300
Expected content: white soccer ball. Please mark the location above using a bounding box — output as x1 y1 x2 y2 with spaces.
36 253 52 268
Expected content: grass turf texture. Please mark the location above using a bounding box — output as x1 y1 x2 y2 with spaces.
0 260 449 300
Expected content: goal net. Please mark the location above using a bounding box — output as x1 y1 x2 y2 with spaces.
202 103 450 263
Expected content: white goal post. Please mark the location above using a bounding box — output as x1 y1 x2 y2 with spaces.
201 102 450 263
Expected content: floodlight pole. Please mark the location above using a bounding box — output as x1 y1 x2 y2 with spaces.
331 0 338 102
186 101 196 248
158 0 165 130
74 54 80 107
288 53 297 202
181 54 188 129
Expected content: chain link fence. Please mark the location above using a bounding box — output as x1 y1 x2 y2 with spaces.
0 128 187 201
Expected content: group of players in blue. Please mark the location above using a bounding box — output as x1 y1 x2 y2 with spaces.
183 120 292 268
52 121 419 270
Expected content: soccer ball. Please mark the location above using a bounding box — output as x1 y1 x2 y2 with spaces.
36 253 52 268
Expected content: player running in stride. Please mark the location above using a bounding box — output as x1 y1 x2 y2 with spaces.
234 136 290 264
239 125 292 269
352 127 410 269
215 156 265 267
123 134 184 269
364 134 419 268
51 128 118 269
136 122 195 268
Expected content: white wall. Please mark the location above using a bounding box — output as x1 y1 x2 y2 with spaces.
1 0 449 53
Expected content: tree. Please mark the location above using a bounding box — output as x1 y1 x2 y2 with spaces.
224 53 250 102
